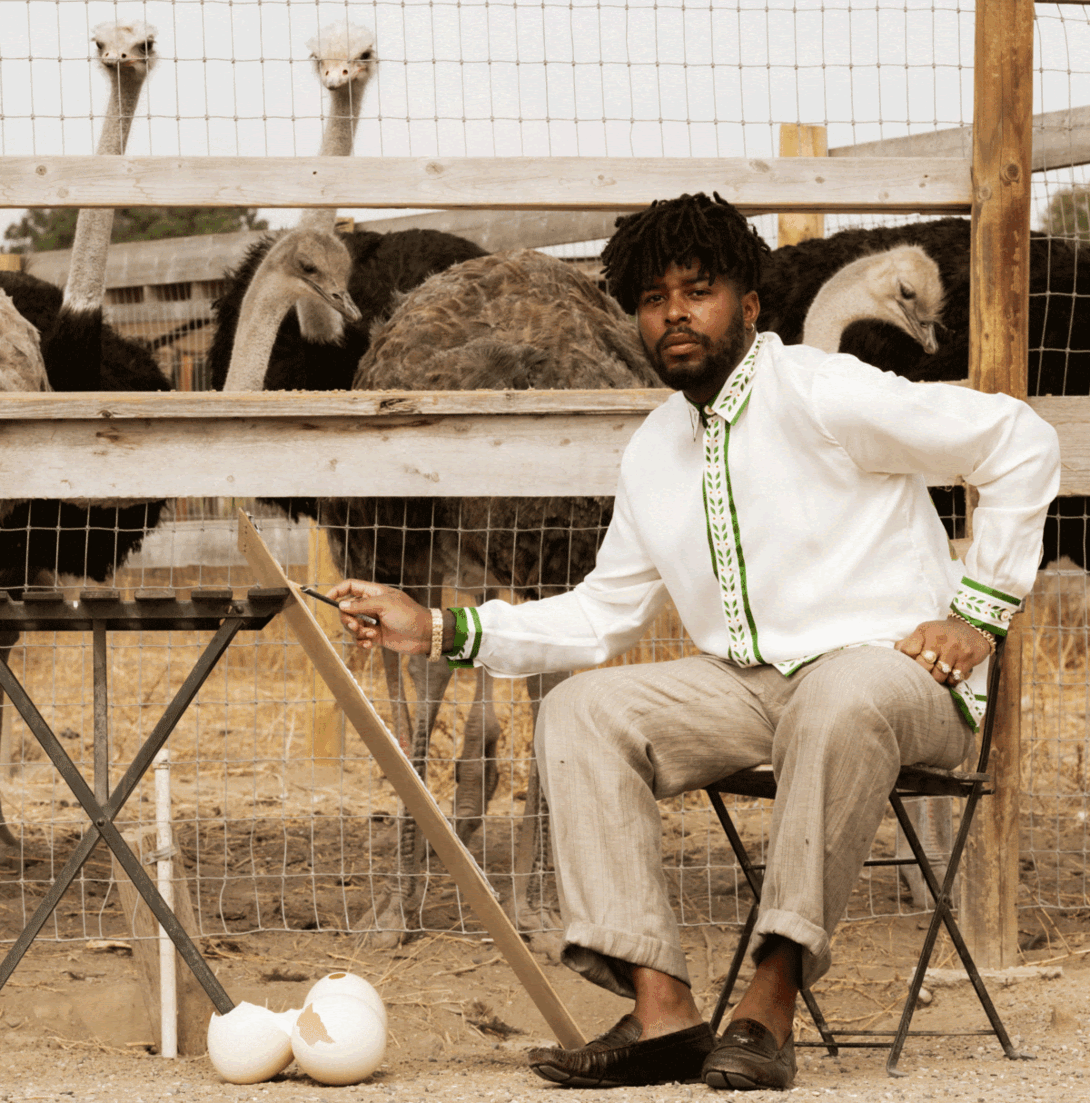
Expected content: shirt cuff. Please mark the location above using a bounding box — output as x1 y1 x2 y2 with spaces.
445 606 483 668
950 577 1021 637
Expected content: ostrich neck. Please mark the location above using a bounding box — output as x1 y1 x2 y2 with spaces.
223 275 298 391
801 260 877 354
63 70 148 311
298 84 363 235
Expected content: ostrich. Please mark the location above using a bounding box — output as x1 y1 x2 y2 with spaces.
219 229 363 387
0 22 165 849
0 288 50 401
800 244 944 355
208 20 484 519
318 248 659 945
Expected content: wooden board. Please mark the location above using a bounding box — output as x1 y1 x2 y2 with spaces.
0 390 1086 499
110 829 209 1056
236 509 585 1049
0 155 971 215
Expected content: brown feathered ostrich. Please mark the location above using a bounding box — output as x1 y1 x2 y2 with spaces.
319 248 658 945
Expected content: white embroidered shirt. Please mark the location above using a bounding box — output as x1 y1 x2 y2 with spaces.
447 333 1060 729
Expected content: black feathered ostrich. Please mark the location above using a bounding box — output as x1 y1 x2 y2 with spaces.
208 21 486 523
0 21 167 849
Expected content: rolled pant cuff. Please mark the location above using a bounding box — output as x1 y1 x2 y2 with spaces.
753 908 832 990
561 921 691 999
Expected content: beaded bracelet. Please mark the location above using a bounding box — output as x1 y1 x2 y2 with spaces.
428 608 444 663
947 609 997 654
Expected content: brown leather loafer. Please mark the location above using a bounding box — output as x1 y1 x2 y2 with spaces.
702 1017 797 1090
528 1014 716 1088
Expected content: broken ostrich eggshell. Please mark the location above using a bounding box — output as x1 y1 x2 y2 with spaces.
291 992 386 1085
206 1001 300 1084
304 970 387 1029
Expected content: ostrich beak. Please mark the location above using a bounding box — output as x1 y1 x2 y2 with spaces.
305 278 363 325
897 301 941 355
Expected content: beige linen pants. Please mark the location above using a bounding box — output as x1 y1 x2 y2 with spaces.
533 645 971 995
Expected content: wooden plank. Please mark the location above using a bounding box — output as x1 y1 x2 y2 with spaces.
960 0 1035 972
236 509 585 1049
829 104 1090 173
305 522 346 764
27 211 628 292
0 411 644 499
0 389 670 420
0 155 972 215
111 828 208 1056
1 391 1089 499
777 125 828 247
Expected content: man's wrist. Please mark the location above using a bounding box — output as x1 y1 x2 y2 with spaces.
442 609 456 651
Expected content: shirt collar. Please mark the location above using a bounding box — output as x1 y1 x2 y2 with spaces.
686 331 766 429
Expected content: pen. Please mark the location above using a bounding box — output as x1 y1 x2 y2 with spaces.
300 586 378 626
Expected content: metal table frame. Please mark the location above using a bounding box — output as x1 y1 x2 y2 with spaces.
0 585 291 1014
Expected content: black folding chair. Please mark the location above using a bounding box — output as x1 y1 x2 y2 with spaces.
704 637 1032 1075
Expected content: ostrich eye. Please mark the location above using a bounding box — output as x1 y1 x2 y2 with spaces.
358 51 373 61
93 40 105 51
899 284 916 301
300 262 318 275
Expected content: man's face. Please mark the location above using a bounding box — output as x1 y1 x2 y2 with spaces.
636 261 760 405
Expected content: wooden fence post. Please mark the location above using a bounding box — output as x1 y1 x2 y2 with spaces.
303 522 346 769
960 0 1035 969
777 125 828 247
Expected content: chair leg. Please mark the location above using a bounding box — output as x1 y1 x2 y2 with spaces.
710 900 756 1032
706 788 839 1055
885 791 1030 1075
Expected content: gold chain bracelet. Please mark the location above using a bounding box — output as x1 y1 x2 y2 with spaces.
947 609 997 654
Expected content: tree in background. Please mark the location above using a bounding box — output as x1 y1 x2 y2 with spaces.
1042 184 1090 243
3 206 268 253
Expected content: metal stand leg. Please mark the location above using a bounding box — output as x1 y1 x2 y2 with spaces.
0 618 246 1014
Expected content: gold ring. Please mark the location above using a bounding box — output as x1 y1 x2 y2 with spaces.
921 650 937 665
937 660 952 675
951 668 964 682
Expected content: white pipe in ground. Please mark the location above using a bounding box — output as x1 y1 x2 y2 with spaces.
154 748 177 1059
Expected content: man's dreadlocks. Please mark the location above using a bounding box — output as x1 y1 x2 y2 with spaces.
601 192 771 315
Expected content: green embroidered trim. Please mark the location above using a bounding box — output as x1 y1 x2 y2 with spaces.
773 654 823 676
960 577 1019 605
703 417 761 664
466 606 483 661
445 606 483 666
950 684 986 733
706 333 763 426
952 577 1020 637
449 607 469 656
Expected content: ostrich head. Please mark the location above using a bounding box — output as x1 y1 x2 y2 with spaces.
223 230 363 391
802 244 945 356
92 20 158 78
260 230 363 324
307 22 377 92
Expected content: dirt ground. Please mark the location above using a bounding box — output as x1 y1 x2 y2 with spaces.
1 912 1088 1103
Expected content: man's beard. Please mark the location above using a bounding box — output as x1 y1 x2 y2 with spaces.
646 301 748 396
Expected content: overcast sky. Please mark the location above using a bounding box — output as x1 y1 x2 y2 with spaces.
0 0 1087 233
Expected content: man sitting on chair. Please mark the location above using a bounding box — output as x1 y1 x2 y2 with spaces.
329 193 1059 1091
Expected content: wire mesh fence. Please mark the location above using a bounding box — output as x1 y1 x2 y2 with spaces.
0 0 1089 952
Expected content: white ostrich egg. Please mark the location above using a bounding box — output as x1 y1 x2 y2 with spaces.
304 971 387 1028
291 992 386 1085
206 1001 300 1084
